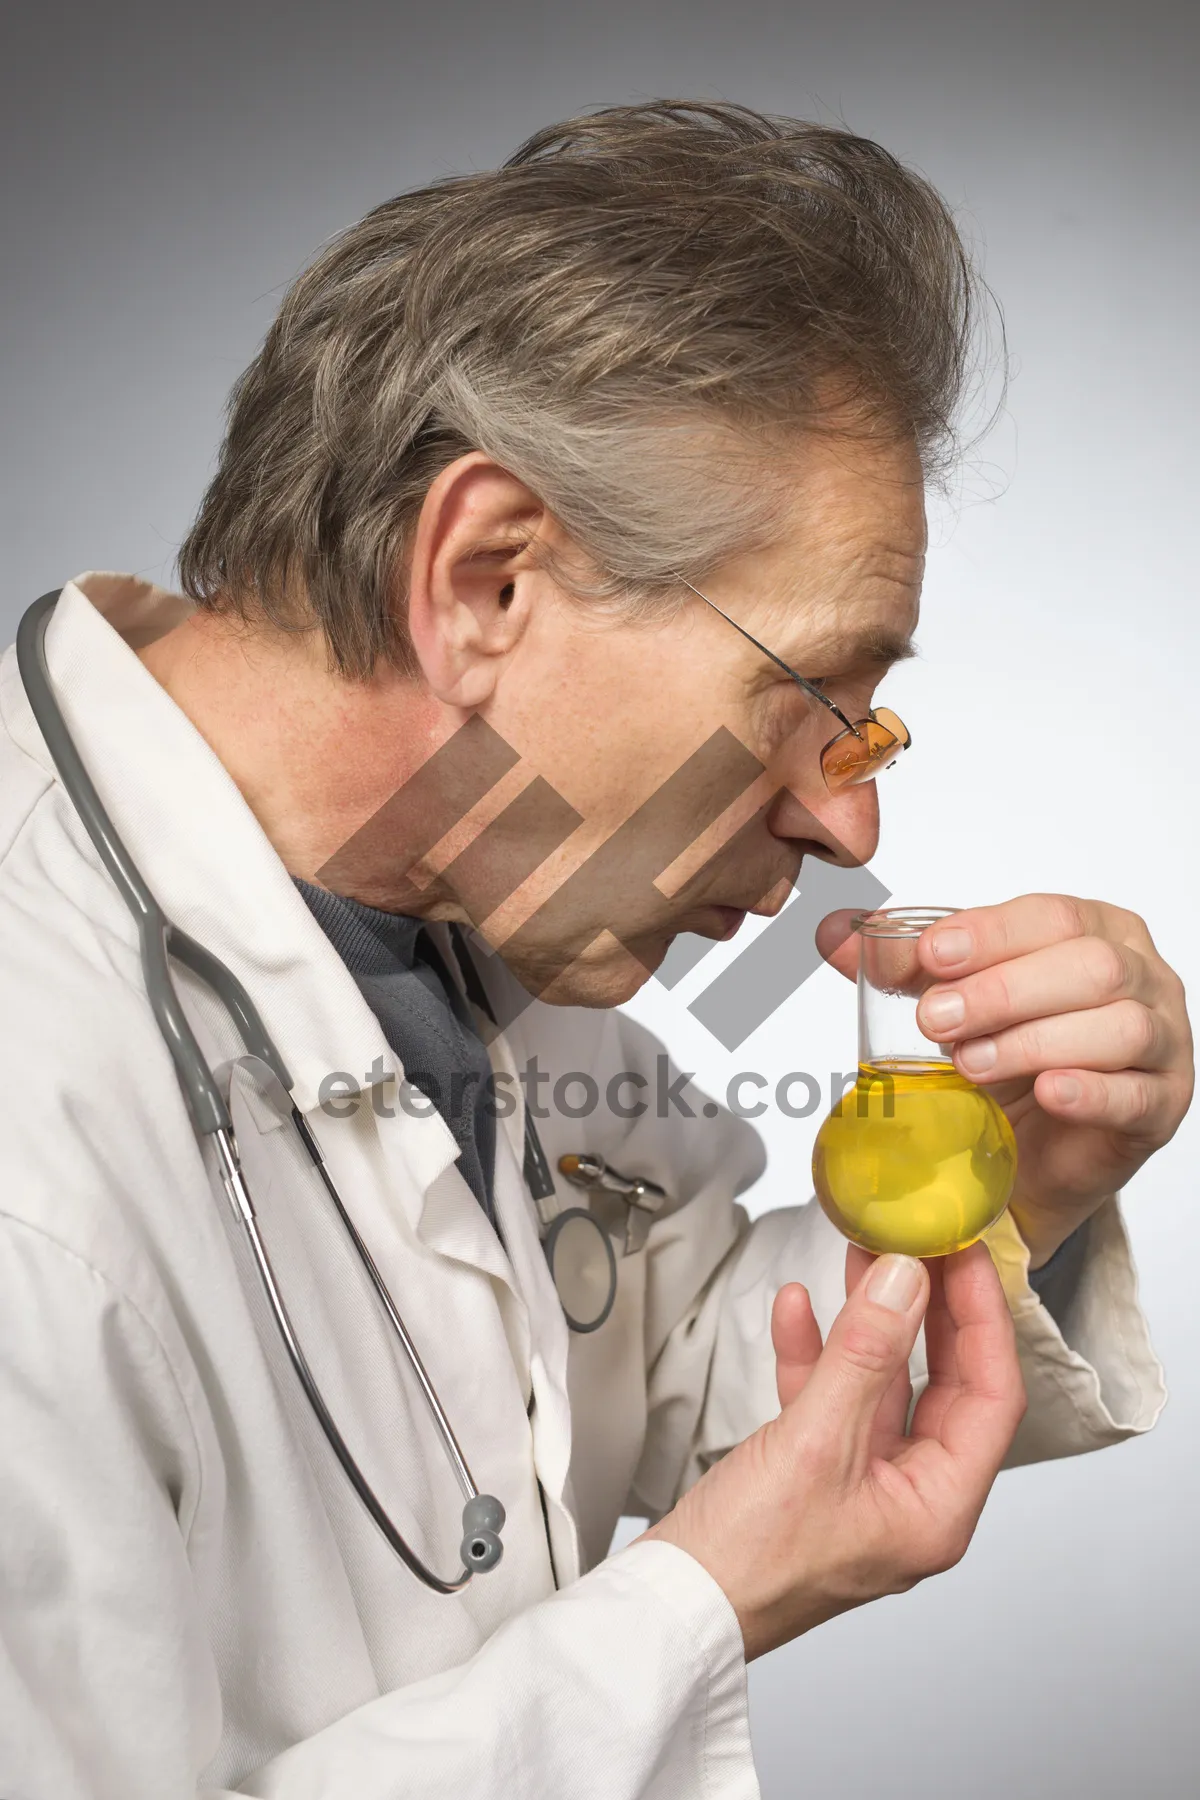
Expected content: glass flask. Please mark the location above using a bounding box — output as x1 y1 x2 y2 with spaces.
812 905 1018 1257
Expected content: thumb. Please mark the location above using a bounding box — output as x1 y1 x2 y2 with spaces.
815 909 862 983
792 1253 929 1477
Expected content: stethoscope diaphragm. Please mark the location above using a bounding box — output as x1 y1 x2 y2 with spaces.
542 1206 619 1332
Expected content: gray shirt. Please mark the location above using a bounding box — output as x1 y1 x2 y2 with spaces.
295 881 499 1229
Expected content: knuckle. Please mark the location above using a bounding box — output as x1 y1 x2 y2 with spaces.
980 903 1015 960
782 1416 840 1486
1121 1000 1159 1062
1163 963 1189 1015
797 1432 840 1484
934 1525 974 1574
1009 1377 1030 1429
1081 936 1130 999
1160 1071 1195 1141
889 1571 923 1597
907 1518 973 1580
1011 1017 1046 1065
1116 904 1150 945
837 1320 898 1377
1124 1074 1156 1127
1044 892 1087 941
975 963 1014 1019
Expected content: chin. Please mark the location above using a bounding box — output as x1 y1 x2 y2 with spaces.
514 930 667 1009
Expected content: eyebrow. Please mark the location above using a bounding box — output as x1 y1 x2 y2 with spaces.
801 630 919 678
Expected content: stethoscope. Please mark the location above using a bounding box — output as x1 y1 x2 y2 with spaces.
15 589 666 1594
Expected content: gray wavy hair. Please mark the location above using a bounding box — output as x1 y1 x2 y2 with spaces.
178 100 990 678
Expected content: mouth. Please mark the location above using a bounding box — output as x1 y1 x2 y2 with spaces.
687 904 749 941
674 870 797 944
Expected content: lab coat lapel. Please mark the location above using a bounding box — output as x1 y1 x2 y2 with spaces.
486 1028 581 1583
313 1052 581 1582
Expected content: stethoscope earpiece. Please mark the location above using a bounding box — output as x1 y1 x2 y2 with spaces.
461 1495 506 1572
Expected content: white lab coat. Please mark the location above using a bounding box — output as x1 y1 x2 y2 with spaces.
0 574 1166 1800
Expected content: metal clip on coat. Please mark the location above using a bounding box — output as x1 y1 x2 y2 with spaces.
558 1152 667 1255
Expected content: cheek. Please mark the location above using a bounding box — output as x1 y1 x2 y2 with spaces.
500 646 730 823
755 685 817 759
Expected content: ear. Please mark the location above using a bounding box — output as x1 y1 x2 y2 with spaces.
404 452 547 709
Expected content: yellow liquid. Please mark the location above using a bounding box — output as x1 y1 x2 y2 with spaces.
812 1060 1018 1258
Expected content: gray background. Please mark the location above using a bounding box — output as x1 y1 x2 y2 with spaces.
3 2 1197 1795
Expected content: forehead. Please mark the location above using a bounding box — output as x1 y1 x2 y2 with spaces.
727 429 926 668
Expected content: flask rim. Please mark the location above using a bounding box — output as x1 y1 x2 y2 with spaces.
851 904 961 939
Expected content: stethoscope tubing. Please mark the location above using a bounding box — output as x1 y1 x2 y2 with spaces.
15 589 504 1592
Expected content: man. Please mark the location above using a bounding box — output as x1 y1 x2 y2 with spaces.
0 101 1187 1798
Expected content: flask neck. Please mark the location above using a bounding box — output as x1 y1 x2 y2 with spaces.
855 906 960 1069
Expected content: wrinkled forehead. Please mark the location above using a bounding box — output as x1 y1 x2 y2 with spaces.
720 431 926 671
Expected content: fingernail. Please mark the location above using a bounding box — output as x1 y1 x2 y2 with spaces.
920 988 964 1031
867 1254 923 1313
931 927 972 964
959 1036 997 1074
1053 1074 1082 1104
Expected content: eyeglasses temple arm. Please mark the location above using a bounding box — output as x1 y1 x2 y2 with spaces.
672 575 863 741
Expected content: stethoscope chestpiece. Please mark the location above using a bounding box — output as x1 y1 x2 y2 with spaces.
541 1152 671 1333
542 1206 619 1333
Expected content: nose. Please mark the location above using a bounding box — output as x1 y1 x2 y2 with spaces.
767 773 881 869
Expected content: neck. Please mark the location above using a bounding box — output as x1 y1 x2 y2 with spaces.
136 608 457 900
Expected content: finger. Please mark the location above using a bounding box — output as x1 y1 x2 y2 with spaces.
906 1253 956 1444
946 998 1173 1086
917 894 1123 980
845 1243 914 1449
915 936 1158 1048
815 909 861 983
910 1242 1025 1463
1030 1065 1188 1148
790 1253 929 1480
772 1283 824 1408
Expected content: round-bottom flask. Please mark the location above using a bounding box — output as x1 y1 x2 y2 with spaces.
812 906 1018 1258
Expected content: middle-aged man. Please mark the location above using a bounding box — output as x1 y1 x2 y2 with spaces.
0 102 1190 1799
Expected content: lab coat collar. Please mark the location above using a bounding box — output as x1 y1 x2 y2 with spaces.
1 573 484 1242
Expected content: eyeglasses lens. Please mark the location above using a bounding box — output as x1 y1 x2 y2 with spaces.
821 708 911 789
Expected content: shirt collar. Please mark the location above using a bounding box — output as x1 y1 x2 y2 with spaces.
294 877 428 978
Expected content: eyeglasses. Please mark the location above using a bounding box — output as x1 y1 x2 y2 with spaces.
672 574 912 792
